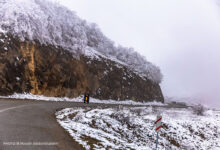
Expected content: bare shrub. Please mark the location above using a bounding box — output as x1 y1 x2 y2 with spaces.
110 111 134 127
110 112 123 120
74 115 82 122
132 108 144 116
122 115 131 125
192 104 205 116
115 105 123 111
152 107 158 114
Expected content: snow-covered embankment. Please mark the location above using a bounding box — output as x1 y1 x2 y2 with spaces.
56 107 220 150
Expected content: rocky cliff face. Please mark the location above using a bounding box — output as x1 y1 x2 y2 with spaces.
0 33 164 102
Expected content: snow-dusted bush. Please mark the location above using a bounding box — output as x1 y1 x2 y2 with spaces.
0 0 162 83
192 104 206 116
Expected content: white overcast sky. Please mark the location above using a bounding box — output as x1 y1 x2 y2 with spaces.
54 0 220 108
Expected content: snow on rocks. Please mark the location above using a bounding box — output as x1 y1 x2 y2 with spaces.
56 107 220 150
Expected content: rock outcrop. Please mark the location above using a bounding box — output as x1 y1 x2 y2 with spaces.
0 33 164 102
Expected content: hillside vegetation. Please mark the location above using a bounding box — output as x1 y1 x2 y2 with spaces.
0 0 162 83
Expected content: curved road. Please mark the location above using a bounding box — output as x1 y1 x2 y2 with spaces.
0 98 107 150
0 98 188 150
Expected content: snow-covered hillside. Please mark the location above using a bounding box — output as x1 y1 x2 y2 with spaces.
0 0 162 83
56 107 220 150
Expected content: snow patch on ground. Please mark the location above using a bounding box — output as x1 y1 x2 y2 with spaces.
56 107 220 150
0 93 166 106
0 28 6 34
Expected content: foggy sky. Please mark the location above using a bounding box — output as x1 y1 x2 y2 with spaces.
54 0 220 108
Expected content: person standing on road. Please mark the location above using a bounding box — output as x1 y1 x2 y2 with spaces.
84 93 90 104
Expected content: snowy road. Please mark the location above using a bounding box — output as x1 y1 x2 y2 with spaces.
0 98 103 150
0 98 188 150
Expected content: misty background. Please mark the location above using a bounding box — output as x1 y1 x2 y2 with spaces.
53 0 220 108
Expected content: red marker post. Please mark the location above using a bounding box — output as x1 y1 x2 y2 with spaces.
155 115 162 150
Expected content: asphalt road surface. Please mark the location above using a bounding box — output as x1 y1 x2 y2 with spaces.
0 98 188 150
0 98 98 150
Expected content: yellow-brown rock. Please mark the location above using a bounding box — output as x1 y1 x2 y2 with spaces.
0 33 164 102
